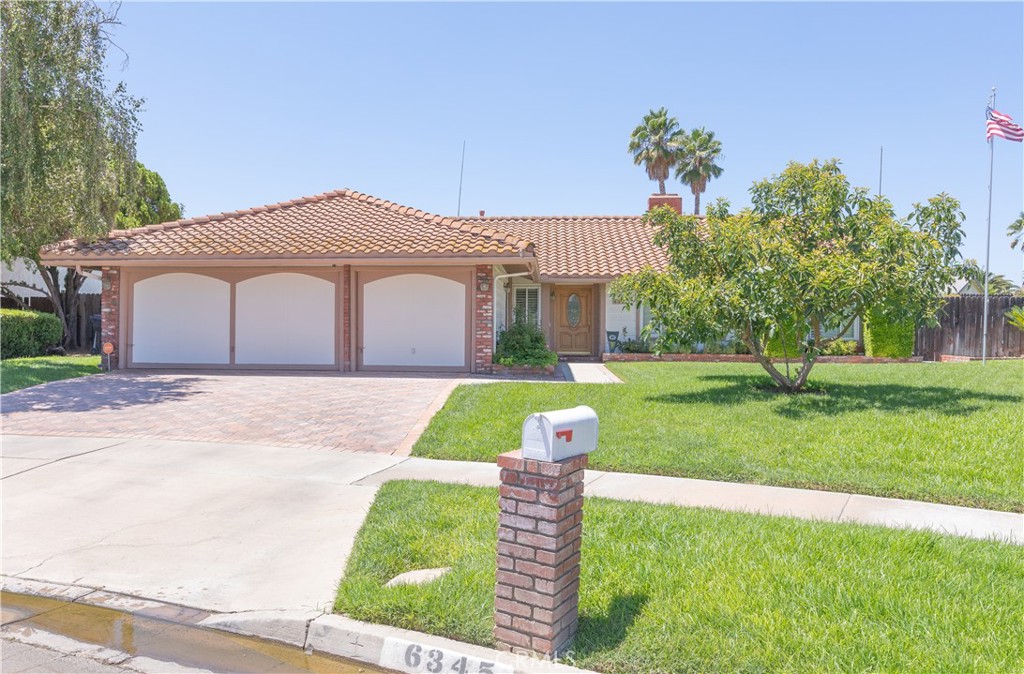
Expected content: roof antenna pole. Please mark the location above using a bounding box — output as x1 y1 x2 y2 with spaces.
456 140 466 217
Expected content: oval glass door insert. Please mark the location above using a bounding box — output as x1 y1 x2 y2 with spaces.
567 293 581 327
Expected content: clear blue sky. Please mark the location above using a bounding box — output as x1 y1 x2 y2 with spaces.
108 2 1024 281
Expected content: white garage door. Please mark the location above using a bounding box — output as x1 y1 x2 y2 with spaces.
235 273 335 365
362 273 466 369
132 273 230 364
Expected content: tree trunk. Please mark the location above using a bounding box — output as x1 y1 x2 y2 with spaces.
694 192 701 215
0 286 31 310
35 263 84 350
61 271 85 350
658 179 666 195
743 333 812 393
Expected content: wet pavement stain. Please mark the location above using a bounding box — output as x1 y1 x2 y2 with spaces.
1 591 391 673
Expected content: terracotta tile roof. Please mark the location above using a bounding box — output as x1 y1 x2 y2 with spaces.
41 190 534 262
463 215 667 280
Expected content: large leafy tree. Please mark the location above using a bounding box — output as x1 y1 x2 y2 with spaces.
117 162 183 230
1 1 141 347
612 160 965 393
675 127 723 215
628 107 685 195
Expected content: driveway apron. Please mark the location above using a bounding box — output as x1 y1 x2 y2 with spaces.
1 373 456 613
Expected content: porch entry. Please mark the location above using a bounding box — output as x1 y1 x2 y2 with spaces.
554 285 593 355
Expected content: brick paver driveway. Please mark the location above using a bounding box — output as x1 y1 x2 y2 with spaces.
0 372 457 454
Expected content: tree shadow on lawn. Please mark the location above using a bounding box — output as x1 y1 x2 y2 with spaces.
570 594 648 659
0 360 100 394
647 374 1019 419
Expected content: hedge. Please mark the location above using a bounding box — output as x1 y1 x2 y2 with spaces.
863 309 915 358
1 309 64 359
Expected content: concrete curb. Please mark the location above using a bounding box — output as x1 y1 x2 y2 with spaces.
2 577 593 674
202 610 593 674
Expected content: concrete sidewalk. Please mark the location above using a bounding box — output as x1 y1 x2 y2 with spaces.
3 435 1018 622
357 456 1023 545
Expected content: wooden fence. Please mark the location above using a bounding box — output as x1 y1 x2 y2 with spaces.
0 294 102 350
915 295 1024 360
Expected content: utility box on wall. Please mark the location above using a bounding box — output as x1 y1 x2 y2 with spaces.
521 405 599 462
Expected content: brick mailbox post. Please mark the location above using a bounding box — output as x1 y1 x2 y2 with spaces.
494 406 598 659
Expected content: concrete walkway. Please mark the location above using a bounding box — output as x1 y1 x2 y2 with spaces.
356 456 1023 545
3 435 1019 621
558 362 622 383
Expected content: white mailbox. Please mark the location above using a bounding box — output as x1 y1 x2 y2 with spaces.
521 406 599 462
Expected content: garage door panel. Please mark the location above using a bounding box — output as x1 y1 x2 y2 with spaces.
362 273 466 368
235 273 335 365
132 273 230 364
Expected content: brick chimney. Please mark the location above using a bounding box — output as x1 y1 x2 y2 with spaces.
648 194 683 214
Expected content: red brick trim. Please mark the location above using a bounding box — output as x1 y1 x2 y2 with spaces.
490 364 557 377
100 267 120 369
602 353 923 364
495 450 586 658
342 264 352 372
474 265 494 373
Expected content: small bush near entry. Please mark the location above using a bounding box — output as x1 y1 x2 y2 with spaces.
494 316 557 367
822 339 860 356
620 338 651 353
1 309 63 359
864 309 915 358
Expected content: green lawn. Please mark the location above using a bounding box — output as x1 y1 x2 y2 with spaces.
0 355 102 394
413 361 1024 512
336 481 1024 674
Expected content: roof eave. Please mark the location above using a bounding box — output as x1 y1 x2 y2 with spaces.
38 253 536 268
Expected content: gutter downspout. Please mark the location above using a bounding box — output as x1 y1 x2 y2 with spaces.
492 271 533 351
75 266 102 281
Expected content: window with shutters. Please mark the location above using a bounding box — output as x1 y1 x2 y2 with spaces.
512 286 541 327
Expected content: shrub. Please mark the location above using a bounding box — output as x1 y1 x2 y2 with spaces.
620 338 651 353
821 339 860 356
1007 306 1024 331
765 334 806 359
864 309 915 358
1 309 64 359
494 317 557 367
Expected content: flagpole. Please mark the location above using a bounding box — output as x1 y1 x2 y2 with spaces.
982 87 995 365
878 146 883 196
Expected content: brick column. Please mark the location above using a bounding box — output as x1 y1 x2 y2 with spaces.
100 267 120 369
342 265 352 372
474 265 494 373
495 450 586 658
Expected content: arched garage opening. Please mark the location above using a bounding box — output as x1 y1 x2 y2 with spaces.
358 271 469 371
131 273 231 365
235 273 335 365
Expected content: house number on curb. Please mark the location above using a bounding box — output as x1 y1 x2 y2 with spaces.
380 638 513 674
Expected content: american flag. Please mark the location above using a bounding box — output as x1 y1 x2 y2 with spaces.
986 106 1024 142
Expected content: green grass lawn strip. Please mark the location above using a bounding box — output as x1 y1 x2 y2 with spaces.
412 361 1023 511
0 355 102 394
335 480 1024 674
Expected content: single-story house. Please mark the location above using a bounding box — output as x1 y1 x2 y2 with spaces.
40 190 681 372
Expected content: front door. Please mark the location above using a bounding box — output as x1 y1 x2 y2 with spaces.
554 286 593 355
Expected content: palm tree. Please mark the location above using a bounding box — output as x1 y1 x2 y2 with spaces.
1008 211 1024 249
628 108 685 195
675 127 723 215
961 258 1018 294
